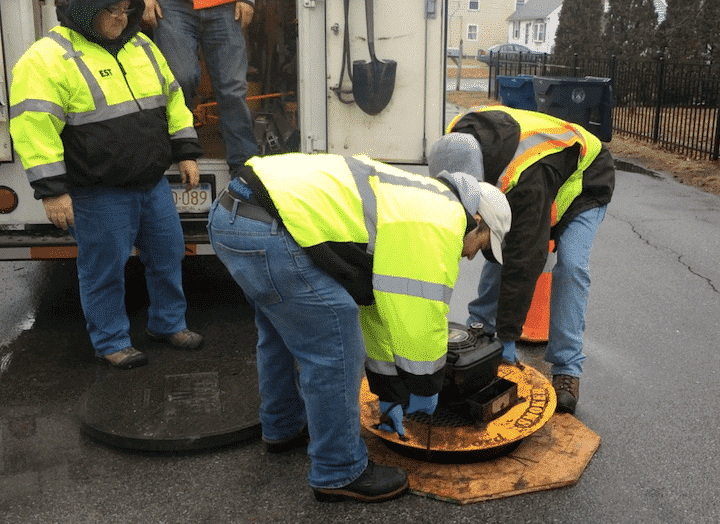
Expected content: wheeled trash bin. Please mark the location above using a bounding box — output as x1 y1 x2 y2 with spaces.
497 75 537 110
533 76 614 142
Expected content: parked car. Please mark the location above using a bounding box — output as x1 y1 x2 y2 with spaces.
477 43 543 64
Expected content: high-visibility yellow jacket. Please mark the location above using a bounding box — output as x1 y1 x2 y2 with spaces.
246 153 471 401
448 106 614 341
9 19 201 199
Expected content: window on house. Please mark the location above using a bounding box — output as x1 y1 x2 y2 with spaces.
468 0 479 10
513 21 520 39
532 22 546 43
467 24 478 41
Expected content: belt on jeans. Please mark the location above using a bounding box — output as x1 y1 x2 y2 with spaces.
218 189 274 224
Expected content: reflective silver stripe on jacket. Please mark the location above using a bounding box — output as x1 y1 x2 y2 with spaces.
134 36 164 93
344 156 378 254
395 353 446 375
345 157 457 304
365 358 398 376
172 126 199 140
345 156 457 304
344 156 456 255
366 353 447 377
26 161 66 183
498 126 584 187
46 32 168 126
10 99 66 122
373 274 453 305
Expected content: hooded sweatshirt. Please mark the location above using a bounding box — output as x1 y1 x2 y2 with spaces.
58 0 140 55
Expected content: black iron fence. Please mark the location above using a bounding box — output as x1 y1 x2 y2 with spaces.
486 53 720 161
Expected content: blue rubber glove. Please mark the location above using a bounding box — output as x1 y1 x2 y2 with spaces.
406 393 439 415
501 340 517 362
377 401 405 436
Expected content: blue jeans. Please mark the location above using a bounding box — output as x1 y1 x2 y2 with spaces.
154 0 258 169
68 178 188 356
207 193 368 489
468 205 608 377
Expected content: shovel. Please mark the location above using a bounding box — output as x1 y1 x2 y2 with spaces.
352 0 396 116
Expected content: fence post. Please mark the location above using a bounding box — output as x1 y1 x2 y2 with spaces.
455 39 463 91
488 52 494 98
652 56 665 143
713 75 720 160
573 53 578 77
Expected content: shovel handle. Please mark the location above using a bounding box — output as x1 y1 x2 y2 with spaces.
365 0 377 61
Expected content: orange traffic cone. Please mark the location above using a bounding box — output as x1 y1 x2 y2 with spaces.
520 242 556 343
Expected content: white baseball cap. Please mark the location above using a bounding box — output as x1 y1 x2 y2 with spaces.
436 171 511 264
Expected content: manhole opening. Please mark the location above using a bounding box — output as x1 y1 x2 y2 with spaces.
405 403 478 428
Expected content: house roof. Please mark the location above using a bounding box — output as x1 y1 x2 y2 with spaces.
508 0 563 21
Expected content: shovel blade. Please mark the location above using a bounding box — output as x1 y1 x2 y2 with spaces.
352 59 397 116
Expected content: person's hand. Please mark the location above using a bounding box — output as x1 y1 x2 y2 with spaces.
142 0 162 29
406 393 438 416
377 401 405 437
179 159 200 191
42 194 74 230
501 340 517 363
236 1 254 29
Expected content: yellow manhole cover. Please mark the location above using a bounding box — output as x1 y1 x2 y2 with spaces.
360 364 600 504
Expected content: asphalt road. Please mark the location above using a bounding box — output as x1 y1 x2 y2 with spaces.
1 163 719 523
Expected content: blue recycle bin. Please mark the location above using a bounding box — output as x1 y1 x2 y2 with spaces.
532 76 614 142
497 75 537 110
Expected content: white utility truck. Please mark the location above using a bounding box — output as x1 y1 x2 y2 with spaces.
0 0 448 260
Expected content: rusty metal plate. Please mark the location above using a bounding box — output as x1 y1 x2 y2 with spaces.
362 413 601 504
360 363 556 454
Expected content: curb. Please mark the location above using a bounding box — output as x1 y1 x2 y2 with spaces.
613 159 662 178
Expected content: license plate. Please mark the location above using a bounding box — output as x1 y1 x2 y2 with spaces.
170 183 212 213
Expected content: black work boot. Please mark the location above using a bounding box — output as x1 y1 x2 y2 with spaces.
552 374 580 414
313 461 409 503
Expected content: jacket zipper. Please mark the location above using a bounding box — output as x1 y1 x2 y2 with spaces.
115 57 142 110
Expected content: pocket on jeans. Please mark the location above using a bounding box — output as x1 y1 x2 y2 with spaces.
214 242 282 306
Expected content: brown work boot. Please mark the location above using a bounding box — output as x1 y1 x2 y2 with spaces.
146 328 203 349
552 374 580 414
98 347 148 369
313 461 409 503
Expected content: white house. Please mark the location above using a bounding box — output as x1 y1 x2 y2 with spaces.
506 0 667 56
447 0 517 57
506 0 562 54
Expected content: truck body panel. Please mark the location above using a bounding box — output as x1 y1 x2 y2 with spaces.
0 0 447 260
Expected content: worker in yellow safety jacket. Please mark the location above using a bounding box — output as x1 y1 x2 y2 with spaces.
432 106 615 414
207 152 511 502
9 0 205 369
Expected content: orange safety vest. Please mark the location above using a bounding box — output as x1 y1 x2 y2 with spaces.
193 0 234 8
